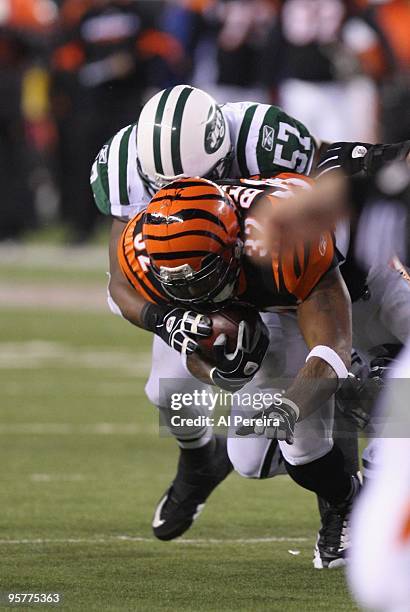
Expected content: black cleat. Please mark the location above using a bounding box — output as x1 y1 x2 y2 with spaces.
314 475 361 569
152 436 232 541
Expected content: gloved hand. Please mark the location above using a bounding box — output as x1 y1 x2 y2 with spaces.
316 142 371 177
317 140 410 178
336 372 379 430
236 400 299 444
336 345 401 430
210 319 269 391
142 303 211 354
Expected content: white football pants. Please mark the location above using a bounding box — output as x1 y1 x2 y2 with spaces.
352 262 410 358
352 262 410 479
145 312 334 475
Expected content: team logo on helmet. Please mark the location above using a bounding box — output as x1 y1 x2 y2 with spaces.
204 107 226 154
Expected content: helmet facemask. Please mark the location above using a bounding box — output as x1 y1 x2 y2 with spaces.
151 241 243 312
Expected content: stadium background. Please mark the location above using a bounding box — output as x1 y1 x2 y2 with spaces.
0 1 409 609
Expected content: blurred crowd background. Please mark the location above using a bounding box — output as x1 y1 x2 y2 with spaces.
0 0 409 244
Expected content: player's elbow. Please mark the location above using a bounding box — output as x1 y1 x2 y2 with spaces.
107 274 125 317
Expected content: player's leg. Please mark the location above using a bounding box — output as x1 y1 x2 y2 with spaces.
368 260 410 345
227 312 286 479
228 312 360 567
350 261 410 478
145 335 232 540
275 314 360 569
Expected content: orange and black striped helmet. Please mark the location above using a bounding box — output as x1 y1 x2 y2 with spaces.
142 177 243 309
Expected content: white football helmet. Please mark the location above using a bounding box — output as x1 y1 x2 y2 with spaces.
136 85 233 192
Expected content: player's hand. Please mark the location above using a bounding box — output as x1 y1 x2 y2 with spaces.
336 371 384 431
236 401 299 444
316 142 371 178
210 319 269 391
156 307 212 355
317 140 410 178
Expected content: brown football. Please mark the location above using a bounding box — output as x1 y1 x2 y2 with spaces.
197 302 262 363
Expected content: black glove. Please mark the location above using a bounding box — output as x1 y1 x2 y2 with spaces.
236 400 299 444
336 345 401 430
317 140 410 178
316 141 372 177
336 372 380 430
210 318 269 391
141 303 211 354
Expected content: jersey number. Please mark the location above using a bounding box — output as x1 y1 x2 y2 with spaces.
133 232 150 272
273 122 312 173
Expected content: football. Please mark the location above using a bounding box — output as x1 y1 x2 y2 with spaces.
196 302 263 362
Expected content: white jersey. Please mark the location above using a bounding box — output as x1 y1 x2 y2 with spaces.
90 102 316 221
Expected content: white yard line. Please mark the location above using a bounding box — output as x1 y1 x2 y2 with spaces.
0 283 107 312
0 244 107 270
0 423 157 435
0 341 151 375
0 535 309 545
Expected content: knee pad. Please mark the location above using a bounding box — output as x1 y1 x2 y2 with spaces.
280 399 334 466
280 437 333 466
227 437 284 479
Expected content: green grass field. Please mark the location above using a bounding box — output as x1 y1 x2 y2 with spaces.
0 249 358 611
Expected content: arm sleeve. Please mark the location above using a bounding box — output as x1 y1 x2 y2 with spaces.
293 232 340 301
90 123 148 219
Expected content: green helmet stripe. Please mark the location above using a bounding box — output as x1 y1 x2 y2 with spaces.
118 125 133 205
153 88 173 175
171 86 194 175
237 104 257 176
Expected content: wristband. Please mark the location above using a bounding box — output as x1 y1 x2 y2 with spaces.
306 345 348 384
141 302 170 333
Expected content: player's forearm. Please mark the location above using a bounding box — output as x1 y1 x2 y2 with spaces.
108 272 147 328
284 358 339 421
291 269 352 420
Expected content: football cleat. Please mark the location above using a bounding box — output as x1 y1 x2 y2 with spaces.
314 475 361 569
152 436 232 541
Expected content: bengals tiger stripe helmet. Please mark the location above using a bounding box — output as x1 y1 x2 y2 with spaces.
142 177 243 309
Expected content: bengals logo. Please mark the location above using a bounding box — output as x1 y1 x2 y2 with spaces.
204 107 225 154
319 234 327 256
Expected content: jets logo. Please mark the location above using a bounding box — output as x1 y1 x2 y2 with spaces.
261 125 275 152
204 107 225 154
